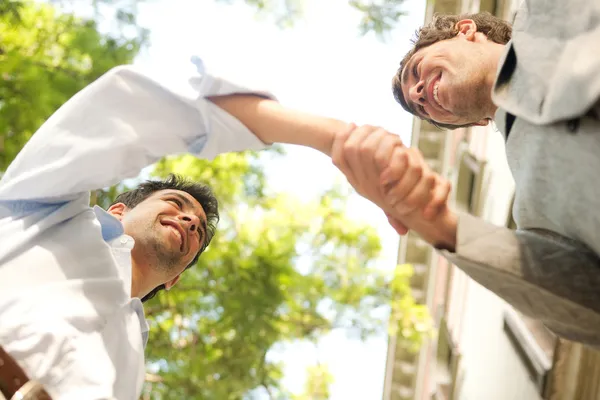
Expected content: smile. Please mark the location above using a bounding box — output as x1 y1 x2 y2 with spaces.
433 81 441 106
428 73 445 111
162 221 185 252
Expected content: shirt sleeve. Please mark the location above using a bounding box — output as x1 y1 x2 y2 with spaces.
0 59 275 203
437 212 600 344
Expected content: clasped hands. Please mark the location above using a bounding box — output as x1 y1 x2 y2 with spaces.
331 124 458 251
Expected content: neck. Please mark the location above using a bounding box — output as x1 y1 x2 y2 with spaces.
130 260 154 299
483 42 507 118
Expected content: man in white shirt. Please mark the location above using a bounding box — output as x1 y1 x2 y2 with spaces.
0 60 446 399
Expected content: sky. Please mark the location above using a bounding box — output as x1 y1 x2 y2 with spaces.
133 0 426 398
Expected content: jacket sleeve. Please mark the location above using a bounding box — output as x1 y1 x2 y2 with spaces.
438 212 600 345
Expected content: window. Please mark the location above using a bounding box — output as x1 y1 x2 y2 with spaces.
453 142 487 216
503 311 555 394
506 194 518 229
478 0 498 14
433 318 462 400
503 196 556 395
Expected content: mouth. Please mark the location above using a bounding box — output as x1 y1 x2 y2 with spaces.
427 72 445 111
161 220 186 253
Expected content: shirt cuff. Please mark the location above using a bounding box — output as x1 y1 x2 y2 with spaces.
187 58 277 160
436 211 521 275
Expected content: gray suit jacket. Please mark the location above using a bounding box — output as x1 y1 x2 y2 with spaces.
439 0 600 346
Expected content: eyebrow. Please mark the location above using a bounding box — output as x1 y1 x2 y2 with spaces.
165 192 208 242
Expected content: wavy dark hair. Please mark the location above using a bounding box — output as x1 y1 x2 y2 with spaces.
111 174 219 302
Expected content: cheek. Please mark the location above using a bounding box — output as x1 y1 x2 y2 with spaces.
190 242 202 260
120 210 146 233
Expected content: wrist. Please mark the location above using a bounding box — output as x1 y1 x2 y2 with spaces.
393 207 457 252
432 208 457 252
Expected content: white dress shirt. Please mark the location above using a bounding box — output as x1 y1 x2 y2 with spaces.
0 59 273 399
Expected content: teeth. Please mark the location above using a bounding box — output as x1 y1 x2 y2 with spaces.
170 226 181 241
433 81 442 107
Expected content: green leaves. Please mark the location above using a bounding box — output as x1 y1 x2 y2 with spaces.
1 2 424 397
213 0 407 37
144 153 430 398
350 0 407 38
389 263 433 353
292 364 334 400
0 0 144 170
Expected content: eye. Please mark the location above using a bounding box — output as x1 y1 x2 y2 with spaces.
168 198 183 208
413 61 420 80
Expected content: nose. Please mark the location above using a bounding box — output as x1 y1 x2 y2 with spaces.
180 214 200 233
409 79 426 106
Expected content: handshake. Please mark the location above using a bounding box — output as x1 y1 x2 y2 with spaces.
331 124 458 252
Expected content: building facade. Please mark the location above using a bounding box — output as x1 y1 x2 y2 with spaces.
382 0 600 399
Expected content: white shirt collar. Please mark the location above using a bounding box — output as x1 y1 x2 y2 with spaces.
93 206 150 347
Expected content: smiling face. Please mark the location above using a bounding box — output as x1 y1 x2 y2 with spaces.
398 19 504 127
117 189 208 284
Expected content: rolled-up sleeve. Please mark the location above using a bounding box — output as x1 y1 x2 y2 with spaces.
0 59 275 203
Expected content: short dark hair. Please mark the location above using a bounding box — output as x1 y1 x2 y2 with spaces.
392 12 512 130
111 174 219 302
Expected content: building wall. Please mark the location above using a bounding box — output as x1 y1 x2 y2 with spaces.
451 125 542 400
416 123 548 400
381 0 556 399
385 2 600 400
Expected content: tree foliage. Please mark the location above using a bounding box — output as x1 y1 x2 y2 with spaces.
215 0 408 37
0 0 407 172
0 2 428 399
292 363 334 400
139 152 431 399
0 0 145 171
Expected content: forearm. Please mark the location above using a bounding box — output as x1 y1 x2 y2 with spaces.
437 214 600 343
209 95 350 156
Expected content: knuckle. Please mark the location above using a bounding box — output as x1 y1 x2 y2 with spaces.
339 128 351 139
443 180 452 194
404 196 418 209
396 150 409 165
361 124 376 132
375 153 387 166
411 163 423 177
407 147 420 156
424 173 436 186
343 141 358 155
374 127 389 137
430 194 445 208
358 140 372 153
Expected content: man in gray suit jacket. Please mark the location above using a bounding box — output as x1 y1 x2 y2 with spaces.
333 5 600 346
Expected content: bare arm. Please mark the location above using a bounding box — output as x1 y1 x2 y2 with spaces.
209 95 350 156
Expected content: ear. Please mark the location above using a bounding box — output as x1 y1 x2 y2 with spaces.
107 202 128 221
164 274 181 291
455 19 478 41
